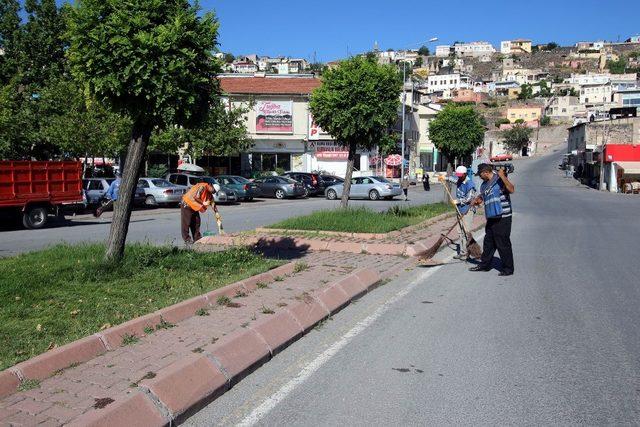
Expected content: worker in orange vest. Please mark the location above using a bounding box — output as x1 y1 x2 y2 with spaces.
180 182 220 244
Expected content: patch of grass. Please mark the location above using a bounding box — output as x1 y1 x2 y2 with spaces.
216 296 232 306
267 203 450 234
274 276 284 282
235 290 247 298
155 318 175 331
256 282 268 289
195 308 209 316
17 379 40 392
293 262 309 273
0 243 281 371
143 326 155 335
121 334 139 346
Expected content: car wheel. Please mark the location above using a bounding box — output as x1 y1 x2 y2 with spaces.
23 206 48 229
246 197 253 202
369 189 380 201
145 195 156 206
326 189 337 200
275 189 285 199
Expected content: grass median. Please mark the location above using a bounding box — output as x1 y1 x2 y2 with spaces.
267 203 450 234
0 244 282 371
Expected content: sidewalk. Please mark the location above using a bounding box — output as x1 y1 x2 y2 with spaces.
0 251 411 426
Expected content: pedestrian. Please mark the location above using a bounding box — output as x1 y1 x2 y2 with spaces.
450 166 477 260
422 173 430 191
180 181 220 245
469 163 515 276
401 175 410 200
94 172 121 218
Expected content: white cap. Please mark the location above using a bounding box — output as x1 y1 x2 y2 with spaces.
455 166 467 177
213 184 221 193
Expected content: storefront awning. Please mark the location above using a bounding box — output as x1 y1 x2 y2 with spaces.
615 161 640 174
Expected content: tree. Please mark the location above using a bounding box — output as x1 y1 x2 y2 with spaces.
0 0 21 84
607 56 627 74
540 115 551 126
414 57 423 68
518 83 534 100
309 56 401 207
501 123 533 153
429 104 484 166
417 45 430 56
223 52 235 63
547 42 559 50
538 80 552 97
67 0 220 261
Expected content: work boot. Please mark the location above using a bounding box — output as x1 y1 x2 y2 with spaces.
453 253 469 260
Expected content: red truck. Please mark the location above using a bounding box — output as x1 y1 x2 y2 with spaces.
0 161 84 229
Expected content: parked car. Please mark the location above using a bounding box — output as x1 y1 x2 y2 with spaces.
281 172 325 196
83 178 146 207
166 173 237 204
215 175 260 201
325 176 402 201
320 175 344 187
252 176 307 199
490 154 513 162
137 178 187 207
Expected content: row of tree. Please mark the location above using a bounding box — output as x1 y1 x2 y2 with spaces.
0 0 252 165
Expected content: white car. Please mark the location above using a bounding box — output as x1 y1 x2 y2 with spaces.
137 178 187 207
325 176 402 200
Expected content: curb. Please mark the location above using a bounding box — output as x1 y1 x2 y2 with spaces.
69 267 382 426
0 262 297 400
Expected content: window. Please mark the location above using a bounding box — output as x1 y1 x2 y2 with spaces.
266 177 277 183
151 179 172 187
361 178 373 184
138 180 149 188
87 180 103 191
175 175 188 186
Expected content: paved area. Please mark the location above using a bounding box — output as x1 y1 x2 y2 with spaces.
186 149 640 425
0 252 410 426
0 185 445 257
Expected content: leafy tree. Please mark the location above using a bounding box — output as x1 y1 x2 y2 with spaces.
67 0 221 261
0 0 21 84
309 56 401 207
501 123 533 153
518 83 534 100
514 118 525 124
495 118 510 128
429 103 484 166
540 115 551 126
547 42 559 50
223 52 235 63
538 80 552 97
607 56 627 74
417 45 430 56
414 57 423 68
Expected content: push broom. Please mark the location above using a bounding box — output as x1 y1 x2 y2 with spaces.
442 182 482 259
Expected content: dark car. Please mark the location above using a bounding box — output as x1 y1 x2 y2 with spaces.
282 172 325 196
215 175 260 201
253 176 306 199
320 175 345 187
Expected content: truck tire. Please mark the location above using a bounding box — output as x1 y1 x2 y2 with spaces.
23 206 49 229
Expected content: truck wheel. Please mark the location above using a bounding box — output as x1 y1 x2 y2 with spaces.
23 206 48 229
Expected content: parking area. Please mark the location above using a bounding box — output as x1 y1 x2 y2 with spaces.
0 185 445 256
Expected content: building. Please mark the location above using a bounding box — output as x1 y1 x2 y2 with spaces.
614 88 640 109
453 88 488 104
416 104 444 174
426 72 472 95
575 41 605 50
580 82 612 105
453 41 496 58
546 96 585 120
435 45 453 57
501 67 549 85
231 62 258 74
501 39 532 55
218 74 373 178
506 105 543 123
626 35 640 43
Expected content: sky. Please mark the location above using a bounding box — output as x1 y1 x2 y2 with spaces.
202 0 640 62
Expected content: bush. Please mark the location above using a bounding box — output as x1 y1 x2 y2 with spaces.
540 116 551 126
147 163 168 178
495 118 510 128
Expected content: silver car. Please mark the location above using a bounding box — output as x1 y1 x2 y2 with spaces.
137 178 187 207
166 173 238 204
325 176 402 201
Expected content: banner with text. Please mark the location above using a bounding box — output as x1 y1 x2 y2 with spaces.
256 100 293 133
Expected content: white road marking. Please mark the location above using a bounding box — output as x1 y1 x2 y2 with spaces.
237 253 458 427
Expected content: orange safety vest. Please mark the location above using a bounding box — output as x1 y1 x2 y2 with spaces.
182 182 214 212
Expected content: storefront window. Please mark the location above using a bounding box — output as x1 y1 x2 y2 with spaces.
276 154 291 172
251 153 291 174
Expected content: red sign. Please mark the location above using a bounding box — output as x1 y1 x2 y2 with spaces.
316 151 349 160
604 144 640 162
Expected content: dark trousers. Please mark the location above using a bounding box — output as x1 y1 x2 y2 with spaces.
480 216 514 274
403 188 409 199
181 205 201 243
423 181 430 191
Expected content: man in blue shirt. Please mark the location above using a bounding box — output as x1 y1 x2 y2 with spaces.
449 166 477 260
94 172 121 218
469 163 515 276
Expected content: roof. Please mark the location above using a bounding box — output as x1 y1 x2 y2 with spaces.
219 76 321 95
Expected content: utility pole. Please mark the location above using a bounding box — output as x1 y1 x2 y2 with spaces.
401 60 406 181
599 117 609 191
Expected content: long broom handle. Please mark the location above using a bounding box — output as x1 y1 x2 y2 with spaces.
442 180 472 237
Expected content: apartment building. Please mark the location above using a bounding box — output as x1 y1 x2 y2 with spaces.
501 39 532 55
453 41 496 57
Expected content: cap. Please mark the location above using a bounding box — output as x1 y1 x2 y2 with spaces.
455 166 467 177
475 163 493 176
212 183 221 193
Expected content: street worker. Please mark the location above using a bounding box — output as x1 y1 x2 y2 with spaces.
422 173 430 191
401 175 410 200
449 166 477 260
469 163 515 276
180 181 220 245
94 172 121 218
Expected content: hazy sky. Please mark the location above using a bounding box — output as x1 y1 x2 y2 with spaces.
202 0 640 61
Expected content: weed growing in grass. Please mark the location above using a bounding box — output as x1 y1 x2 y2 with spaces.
217 296 232 306
235 290 248 298
277 302 288 307
121 334 139 346
274 276 284 282
143 326 155 335
195 308 209 316
192 347 204 353
261 306 275 314
294 262 309 273
155 318 175 330
256 282 268 289
18 379 40 391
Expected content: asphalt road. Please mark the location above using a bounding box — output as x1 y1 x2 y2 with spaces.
186 151 640 426
0 184 444 256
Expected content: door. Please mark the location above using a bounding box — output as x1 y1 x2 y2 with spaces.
350 177 365 197
264 177 278 196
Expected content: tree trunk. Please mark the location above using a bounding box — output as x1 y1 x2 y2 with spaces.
443 162 453 204
104 123 151 262
340 143 357 208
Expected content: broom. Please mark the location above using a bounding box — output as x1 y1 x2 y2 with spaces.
442 182 482 259
416 219 461 261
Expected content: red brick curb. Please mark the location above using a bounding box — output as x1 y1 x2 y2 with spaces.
69 267 383 426
0 262 297 400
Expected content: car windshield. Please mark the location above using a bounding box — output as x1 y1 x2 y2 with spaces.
234 176 250 183
201 177 219 185
372 176 390 183
279 177 298 184
151 179 172 188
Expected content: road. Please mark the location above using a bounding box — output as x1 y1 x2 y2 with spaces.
0 185 443 256
186 151 640 425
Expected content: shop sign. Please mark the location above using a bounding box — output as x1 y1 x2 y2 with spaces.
308 114 330 140
256 100 293 133
317 151 349 160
